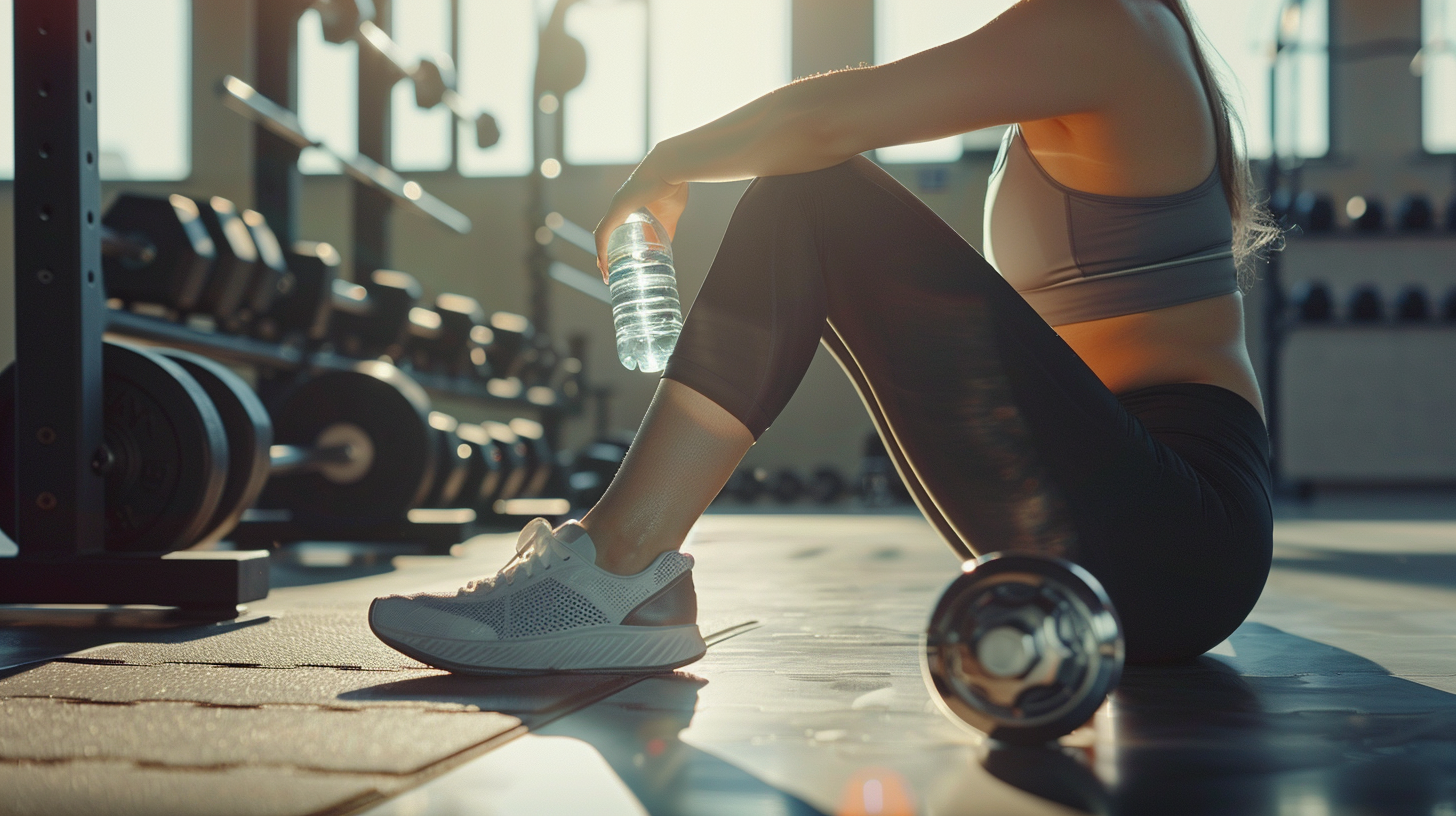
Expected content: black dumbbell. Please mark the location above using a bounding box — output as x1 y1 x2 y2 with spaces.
924 553 1123 744
1347 195 1385 233
329 269 423 359
509 419 554 498
259 361 441 522
1394 286 1431 322
484 311 535 380
0 342 231 553
1397 194 1435 232
861 432 910 505
1446 195 1456 233
1441 288 1456 322
765 469 804 504
1292 191 1336 233
1289 280 1334 322
454 422 507 512
566 437 631 509
724 468 767 503
102 193 216 314
1347 285 1385 322
806 466 847 504
479 421 532 507
404 293 492 378
238 209 293 328
194 196 263 332
255 240 342 343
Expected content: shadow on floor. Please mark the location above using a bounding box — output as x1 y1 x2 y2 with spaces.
985 623 1456 815
1271 548 1456 590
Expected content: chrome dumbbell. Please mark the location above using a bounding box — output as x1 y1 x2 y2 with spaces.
923 553 1123 744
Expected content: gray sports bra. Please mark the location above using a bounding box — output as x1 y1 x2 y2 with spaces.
983 124 1237 326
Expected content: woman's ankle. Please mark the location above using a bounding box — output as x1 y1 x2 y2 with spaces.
566 520 677 576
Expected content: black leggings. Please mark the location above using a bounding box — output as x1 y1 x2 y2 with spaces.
663 156 1273 664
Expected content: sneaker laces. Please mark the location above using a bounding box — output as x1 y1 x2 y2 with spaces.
459 519 572 596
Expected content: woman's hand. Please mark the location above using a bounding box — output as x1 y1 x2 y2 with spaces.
593 150 690 281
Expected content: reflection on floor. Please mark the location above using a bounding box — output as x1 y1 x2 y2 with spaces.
4 503 1456 814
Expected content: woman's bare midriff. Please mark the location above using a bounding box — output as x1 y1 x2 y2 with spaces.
1053 292 1267 421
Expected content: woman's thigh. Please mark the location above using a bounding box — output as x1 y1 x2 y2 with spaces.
780 157 1267 660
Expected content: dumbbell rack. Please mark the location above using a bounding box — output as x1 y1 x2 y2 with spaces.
0 0 269 612
1263 230 1456 493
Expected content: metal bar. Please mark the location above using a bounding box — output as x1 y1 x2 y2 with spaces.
549 261 610 305
220 76 471 235
13 0 106 556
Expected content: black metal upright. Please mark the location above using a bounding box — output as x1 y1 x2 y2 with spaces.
355 0 396 275
254 0 311 248
12 0 106 554
1 0 268 611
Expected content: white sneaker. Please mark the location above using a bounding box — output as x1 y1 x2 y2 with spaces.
369 518 705 674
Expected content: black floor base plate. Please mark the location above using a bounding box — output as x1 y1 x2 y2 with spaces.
0 550 270 609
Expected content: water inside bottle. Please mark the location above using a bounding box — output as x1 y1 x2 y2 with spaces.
608 245 682 372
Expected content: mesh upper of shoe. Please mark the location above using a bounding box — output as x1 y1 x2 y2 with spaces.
374 520 693 640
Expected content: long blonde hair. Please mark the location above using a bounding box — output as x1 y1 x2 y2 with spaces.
1159 0 1282 285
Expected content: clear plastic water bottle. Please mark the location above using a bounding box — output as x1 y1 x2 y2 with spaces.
606 210 683 372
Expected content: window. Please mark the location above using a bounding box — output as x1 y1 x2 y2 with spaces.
1189 0 1329 160
873 0 1014 163
563 0 647 165
0 0 192 180
648 0 791 146
1422 0 1456 153
297 8 358 174
391 0 454 171
456 0 537 177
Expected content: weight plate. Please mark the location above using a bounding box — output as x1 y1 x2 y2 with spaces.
156 349 273 545
923 553 1123 744
266 361 437 521
0 343 230 552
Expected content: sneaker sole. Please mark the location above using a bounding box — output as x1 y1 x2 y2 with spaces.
369 602 707 676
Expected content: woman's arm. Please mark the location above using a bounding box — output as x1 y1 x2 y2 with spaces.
593 0 1145 270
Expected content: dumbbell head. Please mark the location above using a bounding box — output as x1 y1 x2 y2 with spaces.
475 113 501 149
1397 194 1435 232
1394 286 1431 322
1293 191 1336 233
723 467 767 503
1290 280 1333 322
508 418 554 498
484 312 536 380
330 269 422 358
102 193 216 312
1442 288 1456 322
262 360 438 521
1446 195 1456 233
567 437 630 509
455 422 505 511
425 412 473 507
923 553 1123 744
195 196 261 331
315 0 373 43
1346 195 1385 233
239 209 292 323
1347 285 1385 322
479 421 530 506
406 293 490 377
258 240 340 342
806 466 847 504
766 469 804 504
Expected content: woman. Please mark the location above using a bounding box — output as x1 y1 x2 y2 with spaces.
369 0 1278 672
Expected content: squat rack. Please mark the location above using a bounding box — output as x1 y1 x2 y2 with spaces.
0 0 269 612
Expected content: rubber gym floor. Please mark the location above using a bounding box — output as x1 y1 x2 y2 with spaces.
4 497 1456 816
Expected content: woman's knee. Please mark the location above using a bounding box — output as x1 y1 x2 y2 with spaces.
738 156 877 211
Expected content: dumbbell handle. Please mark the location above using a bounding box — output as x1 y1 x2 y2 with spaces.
269 443 358 476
